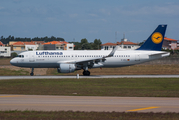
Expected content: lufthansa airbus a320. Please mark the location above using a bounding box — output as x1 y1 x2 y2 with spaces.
10 25 169 76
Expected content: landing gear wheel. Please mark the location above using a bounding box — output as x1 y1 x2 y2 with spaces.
30 72 34 76
83 70 90 76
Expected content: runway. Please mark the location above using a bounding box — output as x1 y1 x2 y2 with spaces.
0 75 179 80
0 94 179 113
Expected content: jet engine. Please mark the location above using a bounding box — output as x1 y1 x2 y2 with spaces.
57 64 76 73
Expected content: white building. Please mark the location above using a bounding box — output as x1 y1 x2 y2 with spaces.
101 43 116 50
101 38 139 50
24 42 38 51
66 43 74 50
116 41 139 50
0 47 11 57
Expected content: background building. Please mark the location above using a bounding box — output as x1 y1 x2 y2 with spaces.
9 41 74 51
40 41 74 50
24 42 37 51
11 41 38 51
100 43 116 50
0 46 11 57
0 41 5 47
162 37 178 50
11 41 25 51
101 37 139 50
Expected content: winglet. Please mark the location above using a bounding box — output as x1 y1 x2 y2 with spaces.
106 46 119 57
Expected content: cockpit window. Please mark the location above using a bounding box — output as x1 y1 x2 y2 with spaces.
17 55 24 58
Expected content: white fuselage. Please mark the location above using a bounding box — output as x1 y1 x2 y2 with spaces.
10 50 169 68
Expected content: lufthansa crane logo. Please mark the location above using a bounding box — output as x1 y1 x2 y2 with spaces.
151 32 163 44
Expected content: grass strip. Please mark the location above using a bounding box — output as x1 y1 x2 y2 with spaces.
0 111 179 120
0 68 28 76
0 78 179 97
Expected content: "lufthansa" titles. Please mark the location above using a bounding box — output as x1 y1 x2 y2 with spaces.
36 52 63 55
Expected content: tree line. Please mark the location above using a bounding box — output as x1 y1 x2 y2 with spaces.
0 35 65 44
71 38 102 50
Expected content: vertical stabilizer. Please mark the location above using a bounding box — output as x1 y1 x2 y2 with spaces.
137 25 167 51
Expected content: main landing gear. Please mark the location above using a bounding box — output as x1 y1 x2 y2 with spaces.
30 68 34 76
83 70 90 76
83 65 90 76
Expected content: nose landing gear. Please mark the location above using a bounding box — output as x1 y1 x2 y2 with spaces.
30 68 34 76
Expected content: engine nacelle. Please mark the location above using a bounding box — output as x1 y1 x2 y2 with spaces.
57 64 76 73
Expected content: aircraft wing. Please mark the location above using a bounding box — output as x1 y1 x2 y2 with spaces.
106 46 119 57
58 46 119 64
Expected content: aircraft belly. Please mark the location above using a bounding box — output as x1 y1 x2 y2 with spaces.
16 62 58 68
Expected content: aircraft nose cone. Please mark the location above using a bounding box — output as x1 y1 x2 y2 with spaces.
10 59 16 65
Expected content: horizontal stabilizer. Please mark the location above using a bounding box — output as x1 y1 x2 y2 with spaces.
148 52 170 57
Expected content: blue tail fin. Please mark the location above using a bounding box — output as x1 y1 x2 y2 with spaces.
137 25 167 51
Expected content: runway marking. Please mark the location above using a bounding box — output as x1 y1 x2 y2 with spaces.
0 95 22 98
127 107 159 112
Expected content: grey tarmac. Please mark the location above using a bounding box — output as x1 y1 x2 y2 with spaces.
0 95 179 113
0 75 179 80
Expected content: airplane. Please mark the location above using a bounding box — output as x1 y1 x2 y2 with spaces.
10 25 170 76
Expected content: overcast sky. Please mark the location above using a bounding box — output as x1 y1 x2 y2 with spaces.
0 0 179 43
